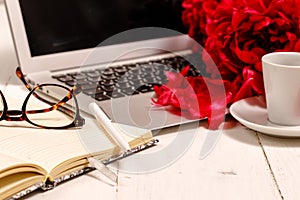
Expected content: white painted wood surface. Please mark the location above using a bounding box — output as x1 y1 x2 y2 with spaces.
18 119 282 200
116 121 281 200
259 134 300 200
1 3 299 200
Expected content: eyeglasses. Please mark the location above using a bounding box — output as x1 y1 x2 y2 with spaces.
0 67 85 129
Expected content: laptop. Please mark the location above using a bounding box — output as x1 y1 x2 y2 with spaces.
5 0 204 130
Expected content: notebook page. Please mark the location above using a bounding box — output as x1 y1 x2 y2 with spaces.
0 91 152 181
0 118 115 173
0 152 45 177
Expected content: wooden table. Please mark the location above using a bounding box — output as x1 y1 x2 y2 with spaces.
1 3 299 200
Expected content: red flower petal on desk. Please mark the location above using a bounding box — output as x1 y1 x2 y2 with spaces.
153 67 230 130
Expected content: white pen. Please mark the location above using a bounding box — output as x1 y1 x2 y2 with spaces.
88 102 131 151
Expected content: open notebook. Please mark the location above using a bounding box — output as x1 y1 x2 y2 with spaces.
0 118 155 200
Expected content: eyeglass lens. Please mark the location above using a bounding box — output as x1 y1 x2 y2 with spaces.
25 85 77 128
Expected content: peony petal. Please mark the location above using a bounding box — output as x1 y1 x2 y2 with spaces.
253 17 271 31
294 40 300 51
232 10 248 29
244 0 268 13
235 47 260 64
180 66 190 76
234 78 254 102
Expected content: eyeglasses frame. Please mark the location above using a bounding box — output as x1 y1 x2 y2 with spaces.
0 67 85 129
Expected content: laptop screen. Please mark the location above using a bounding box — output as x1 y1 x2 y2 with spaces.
19 0 186 57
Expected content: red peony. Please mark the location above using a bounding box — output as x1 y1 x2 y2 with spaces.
153 0 300 129
182 0 300 101
153 66 233 129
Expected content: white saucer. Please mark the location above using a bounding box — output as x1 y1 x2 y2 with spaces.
230 96 300 137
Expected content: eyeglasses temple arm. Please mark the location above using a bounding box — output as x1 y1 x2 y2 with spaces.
16 66 32 91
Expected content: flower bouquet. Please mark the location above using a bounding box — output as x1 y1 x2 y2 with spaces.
153 0 300 129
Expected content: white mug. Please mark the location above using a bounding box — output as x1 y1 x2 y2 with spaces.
262 52 300 126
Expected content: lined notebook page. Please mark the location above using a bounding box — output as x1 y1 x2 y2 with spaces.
0 118 152 175
0 118 115 173
0 152 44 176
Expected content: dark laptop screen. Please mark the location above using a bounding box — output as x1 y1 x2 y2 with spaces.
19 0 186 57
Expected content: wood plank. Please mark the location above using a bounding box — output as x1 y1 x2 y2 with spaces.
259 133 300 200
117 120 281 200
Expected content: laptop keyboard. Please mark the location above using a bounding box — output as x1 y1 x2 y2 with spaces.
52 53 203 101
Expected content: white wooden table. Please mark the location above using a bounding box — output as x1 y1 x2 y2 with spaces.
1 3 299 200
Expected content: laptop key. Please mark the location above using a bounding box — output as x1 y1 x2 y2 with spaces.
72 74 88 80
126 74 142 80
65 80 76 86
129 79 144 86
75 79 90 86
140 64 153 72
67 72 79 76
52 74 66 79
101 68 115 76
128 68 142 75
88 77 102 83
141 72 155 78
84 87 105 96
125 64 138 70
114 66 127 76
57 76 73 83
100 80 115 86
101 74 117 80
83 89 97 96
115 82 131 89
121 87 140 95
143 77 158 84
117 76 130 84
101 85 115 92
136 85 154 93
94 93 110 101
65 79 89 87
86 72 101 78
105 91 125 98
80 83 98 91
